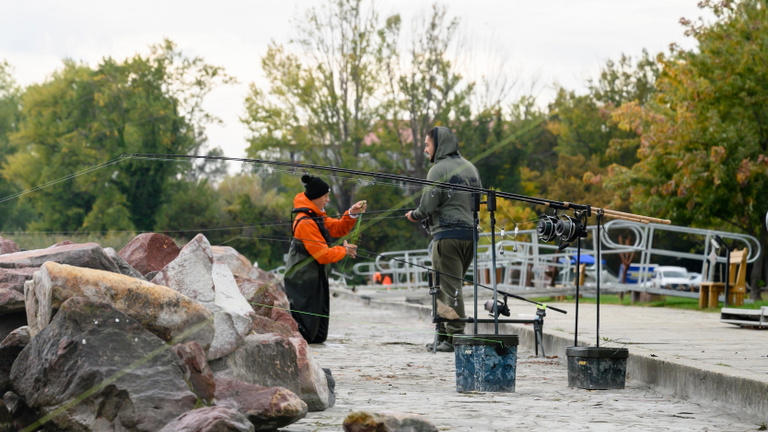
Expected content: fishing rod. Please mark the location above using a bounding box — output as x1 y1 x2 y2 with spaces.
214 228 566 315
126 153 670 224
355 248 567 315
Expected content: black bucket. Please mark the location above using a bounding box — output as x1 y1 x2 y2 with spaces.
566 346 628 390
454 334 518 392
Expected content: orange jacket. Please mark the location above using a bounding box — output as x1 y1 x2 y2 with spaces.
292 192 357 265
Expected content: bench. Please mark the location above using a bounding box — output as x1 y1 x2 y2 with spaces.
699 248 747 308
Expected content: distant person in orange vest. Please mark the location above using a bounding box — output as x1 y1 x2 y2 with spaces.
373 272 393 285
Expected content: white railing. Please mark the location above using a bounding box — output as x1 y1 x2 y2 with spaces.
348 220 761 297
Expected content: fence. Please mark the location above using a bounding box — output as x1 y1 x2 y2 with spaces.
350 220 761 298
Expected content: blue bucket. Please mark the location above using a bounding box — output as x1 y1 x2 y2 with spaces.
453 334 518 392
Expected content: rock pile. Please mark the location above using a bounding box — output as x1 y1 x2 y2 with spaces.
0 233 332 431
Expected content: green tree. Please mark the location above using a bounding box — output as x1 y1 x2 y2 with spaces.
215 173 295 269
537 51 662 211
154 178 222 240
243 0 392 212
588 49 660 108
611 0 768 297
0 61 34 230
2 40 231 233
378 4 473 179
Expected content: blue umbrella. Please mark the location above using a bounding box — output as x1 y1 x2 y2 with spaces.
559 254 604 265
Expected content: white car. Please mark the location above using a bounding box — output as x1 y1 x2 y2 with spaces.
688 272 702 286
648 266 693 291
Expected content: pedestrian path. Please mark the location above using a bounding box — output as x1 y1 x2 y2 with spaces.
342 285 768 424
286 293 762 431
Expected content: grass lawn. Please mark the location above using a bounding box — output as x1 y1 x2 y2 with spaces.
531 294 768 312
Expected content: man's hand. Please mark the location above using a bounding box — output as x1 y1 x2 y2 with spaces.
405 210 418 223
343 240 358 258
349 200 368 216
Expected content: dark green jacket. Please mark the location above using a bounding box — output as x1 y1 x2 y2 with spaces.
411 127 482 240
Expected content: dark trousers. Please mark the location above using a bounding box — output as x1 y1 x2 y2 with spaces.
432 238 474 335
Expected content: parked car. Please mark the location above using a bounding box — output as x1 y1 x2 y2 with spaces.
688 272 702 286
647 266 693 291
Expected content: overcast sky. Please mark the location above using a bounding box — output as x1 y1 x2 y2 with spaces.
0 0 709 158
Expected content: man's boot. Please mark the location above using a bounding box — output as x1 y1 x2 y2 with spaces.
425 324 448 351
434 339 454 352
425 333 447 351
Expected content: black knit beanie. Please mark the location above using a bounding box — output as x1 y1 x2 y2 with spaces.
302 174 330 200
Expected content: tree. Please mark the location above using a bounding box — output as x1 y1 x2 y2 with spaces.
536 51 663 212
588 49 660 108
214 173 295 269
611 0 768 297
0 61 34 230
2 40 231 232
378 4 473 179
243 0 392 213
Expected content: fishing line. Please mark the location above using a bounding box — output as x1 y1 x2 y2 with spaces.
0 155 128 204
251 302 505 346
220 231 565 314
354 247 567 314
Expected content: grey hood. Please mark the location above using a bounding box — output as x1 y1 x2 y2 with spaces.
431 126 459 162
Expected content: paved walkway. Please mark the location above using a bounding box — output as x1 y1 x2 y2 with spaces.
285 292 762 431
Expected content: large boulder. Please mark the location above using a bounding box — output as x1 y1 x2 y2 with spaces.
23 261 214 350
210 333 333 412
172 341 215 404
237 268 284 304
343 412 439 432
159 406 254 432
0 236 19 255
0 242 120 273
0 288 25 315
151 234 216 303
10 297 198 431
0 326 29 394
0 243 130 313
0 268 39 314
0 267 37 293
104 247 145 280
118 233 180 276
237 272 297 332
152 234 255 360
213 246 252 279
215 377 307 431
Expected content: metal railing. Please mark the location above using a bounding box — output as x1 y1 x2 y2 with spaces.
349 220 761 298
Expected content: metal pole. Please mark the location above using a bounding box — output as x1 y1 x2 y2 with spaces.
488 191 499 335
574 237 581 347
473 192 480 335
724 247 730 307
596 211 602 348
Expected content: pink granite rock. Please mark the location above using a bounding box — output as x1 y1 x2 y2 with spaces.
118 233 180 276
214 376 307 431
0 237 19 255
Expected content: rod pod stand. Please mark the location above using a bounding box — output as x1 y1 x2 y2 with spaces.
566 209 628 390
487 190 500 335
472 192 481 336
429 272 440 354
573 237 582 346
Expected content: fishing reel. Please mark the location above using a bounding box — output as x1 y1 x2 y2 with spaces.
537 211 589 247
537 214 559 242
484 298 510 318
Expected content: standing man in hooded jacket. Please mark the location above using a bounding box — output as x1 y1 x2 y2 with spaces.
406 126 482 352
285 174 367 343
